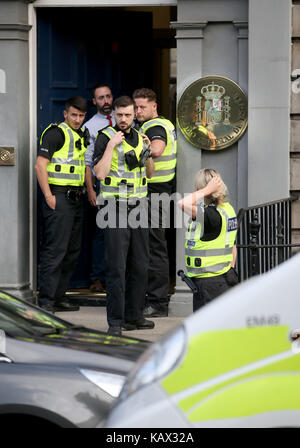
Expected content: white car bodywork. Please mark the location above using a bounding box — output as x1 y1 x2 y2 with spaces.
106 253 300 428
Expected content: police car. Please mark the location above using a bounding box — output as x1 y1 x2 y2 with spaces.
106 252 300 428
0 291 149 428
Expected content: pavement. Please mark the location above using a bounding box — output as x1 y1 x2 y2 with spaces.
56 305 185 342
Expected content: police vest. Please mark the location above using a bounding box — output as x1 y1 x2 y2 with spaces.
185 202 237 278
139 117 177 184
100 127 147 199
41 122 87 187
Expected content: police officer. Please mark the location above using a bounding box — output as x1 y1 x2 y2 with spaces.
35 96 89 313
93 96 155 336
178 168 238 312
133 88 177 318
84 84 116 293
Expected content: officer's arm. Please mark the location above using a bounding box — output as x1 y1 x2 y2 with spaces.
146 156 154 179
85 166 97 206
231 244 237 267
145 126 167 158
94 131 124 181
178 176 223 218
35 156 56 210
141 133 154 179
150 139 166 158
84 130 98 206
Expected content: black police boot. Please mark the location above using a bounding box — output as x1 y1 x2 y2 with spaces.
123 318 155 330
39 302 55 313
107 326 122 336
54 300 80 312
143 305 168 318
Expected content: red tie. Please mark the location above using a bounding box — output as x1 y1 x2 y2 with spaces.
107 115 112 126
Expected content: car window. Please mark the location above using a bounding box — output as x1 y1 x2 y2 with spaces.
0 291 69 337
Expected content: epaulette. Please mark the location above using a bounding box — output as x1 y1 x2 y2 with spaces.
49 121 62 128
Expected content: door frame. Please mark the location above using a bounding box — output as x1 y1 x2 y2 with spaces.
28 1 177 290
32 0 176 6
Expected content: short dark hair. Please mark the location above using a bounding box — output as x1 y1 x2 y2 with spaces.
132 88 157 103
92 83 112 98
113 96 134 110
65 96 87 112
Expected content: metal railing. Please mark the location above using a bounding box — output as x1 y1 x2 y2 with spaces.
236 197 300 282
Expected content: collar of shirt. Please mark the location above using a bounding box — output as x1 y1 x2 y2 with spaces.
96 111 112 119
96 111 114 124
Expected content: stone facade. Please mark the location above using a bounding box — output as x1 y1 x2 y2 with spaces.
0 0 31 298
0 0 296 307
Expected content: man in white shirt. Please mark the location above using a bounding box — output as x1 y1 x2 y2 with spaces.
84 84 115 292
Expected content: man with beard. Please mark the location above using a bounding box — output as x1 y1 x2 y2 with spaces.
84 84 115 293
93 96 155 336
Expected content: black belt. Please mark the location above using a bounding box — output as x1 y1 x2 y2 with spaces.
50 185 84 193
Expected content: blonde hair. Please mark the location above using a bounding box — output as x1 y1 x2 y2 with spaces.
194 168 228 204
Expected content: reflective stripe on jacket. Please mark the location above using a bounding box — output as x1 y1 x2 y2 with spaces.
100 126 147 199
41 122 87 187
185 202 237 278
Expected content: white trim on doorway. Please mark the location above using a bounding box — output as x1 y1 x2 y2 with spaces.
33 0 176 6
27 0 176 290
28 3 38 291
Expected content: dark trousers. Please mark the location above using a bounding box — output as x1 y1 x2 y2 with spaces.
90 216 106 283
146 226 169 309
192 275 230 312
104 207 149 327
90 180 105 283
146 183 173 311
39 192 84 305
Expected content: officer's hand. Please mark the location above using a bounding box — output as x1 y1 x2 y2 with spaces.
141 133 151 148
205 176 223 195
87 188 97 207
111 131 125 146
46 194 56 210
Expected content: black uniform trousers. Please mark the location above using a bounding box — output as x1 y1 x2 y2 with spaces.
104 203 149 328
146 182 173 311
192 268 239 312
39 191 84 306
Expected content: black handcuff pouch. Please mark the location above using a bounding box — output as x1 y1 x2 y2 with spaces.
125 150 139 170
66 189 82 203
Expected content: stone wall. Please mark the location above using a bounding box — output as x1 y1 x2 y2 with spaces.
0 1 32 298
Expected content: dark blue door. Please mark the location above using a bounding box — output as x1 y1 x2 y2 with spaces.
37 7 153 288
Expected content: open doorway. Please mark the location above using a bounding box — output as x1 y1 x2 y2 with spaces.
36 5 177 300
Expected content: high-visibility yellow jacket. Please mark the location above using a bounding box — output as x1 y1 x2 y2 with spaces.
185 202 237 278
100 126 147 199
41 122 87 187
139 117 177 183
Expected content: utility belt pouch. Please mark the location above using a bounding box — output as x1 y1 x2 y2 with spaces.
125 150 139 170
224 267 239 286
118 179 134 194
66 189 83 203
139 146 151 167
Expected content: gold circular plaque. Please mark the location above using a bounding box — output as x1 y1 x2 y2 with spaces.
177 76 248 150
